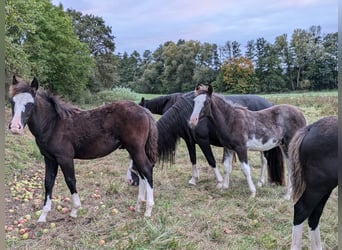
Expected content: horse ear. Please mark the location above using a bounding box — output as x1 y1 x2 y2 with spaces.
140 97 145 105
12 76 18 85
208 85 213 96
31 77 39 91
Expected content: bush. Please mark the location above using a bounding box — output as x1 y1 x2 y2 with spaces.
92 87 138 105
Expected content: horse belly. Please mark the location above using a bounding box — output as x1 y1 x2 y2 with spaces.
246 136 278 151
74 139 121 159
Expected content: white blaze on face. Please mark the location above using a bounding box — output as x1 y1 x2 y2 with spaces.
189 94 206 127
10 93 34 134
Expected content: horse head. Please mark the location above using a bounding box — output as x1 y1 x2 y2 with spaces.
194 84 213 96
9 76 38 134
190 84 214 127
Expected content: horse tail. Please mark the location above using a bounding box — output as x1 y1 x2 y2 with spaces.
156 121 178 164
145 111 159 166
265 146 285 185
288 126 307 203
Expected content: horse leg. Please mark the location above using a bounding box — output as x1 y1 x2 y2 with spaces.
222 148 233 189
307 191 332 250
236 150 256 197
197 140 223 188
130 153 154 217
278 145 292 199
136 174 146 212
59 159 81 219
186 140 199 185
38 157 58 222
257 152 267 187
283 154 292 200
126 159 139 186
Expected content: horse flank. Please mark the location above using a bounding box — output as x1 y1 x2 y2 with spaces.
288 126 307 203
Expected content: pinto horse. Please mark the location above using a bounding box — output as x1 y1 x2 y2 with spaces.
289 116 337 250
189 84 306 198
8 76 158 221
132 91 285 190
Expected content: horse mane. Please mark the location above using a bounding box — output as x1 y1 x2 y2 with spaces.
38 91 82 119
157 95 194 163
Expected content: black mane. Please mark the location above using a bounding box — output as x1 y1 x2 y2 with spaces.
37 91 81 119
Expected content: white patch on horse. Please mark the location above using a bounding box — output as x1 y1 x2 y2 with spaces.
70 193 81 218
189 94 206 126
13 93 34 114
38 195 52 222
246 135 277 151
10 93 34 133
291 223 303 250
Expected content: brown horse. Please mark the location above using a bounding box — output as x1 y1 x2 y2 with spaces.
189 84 306 198
289 116 337 250
8 76 158 222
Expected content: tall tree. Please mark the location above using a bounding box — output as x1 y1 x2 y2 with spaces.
221 56 258 93
67 9 115 56
6 0 93 101
67 9 117 91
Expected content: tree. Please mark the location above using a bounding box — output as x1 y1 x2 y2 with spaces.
274 34 294 90
290 29 311 89
221 56 258 93
67 9 117 92
5 0 94 101
67 9 115 56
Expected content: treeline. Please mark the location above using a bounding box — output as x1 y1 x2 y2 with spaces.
5 0 338 101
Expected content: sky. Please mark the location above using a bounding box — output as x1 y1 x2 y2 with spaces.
51 0 337 55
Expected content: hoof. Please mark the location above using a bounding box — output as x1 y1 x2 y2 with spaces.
216 182 223 189
249 192 256 198
188 178 197 186
283 194 291 200
257 181 264 187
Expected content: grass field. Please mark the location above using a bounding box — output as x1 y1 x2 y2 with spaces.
4 91 338 249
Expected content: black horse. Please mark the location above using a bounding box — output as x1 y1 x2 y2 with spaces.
128 91 284 190
289 116 337 249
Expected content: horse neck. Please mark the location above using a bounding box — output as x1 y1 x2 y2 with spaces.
209 95 236 129
145 98 168 115
27 95 57 138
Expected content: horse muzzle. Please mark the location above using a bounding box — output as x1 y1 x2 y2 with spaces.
189 115 199 128
9 122 24 134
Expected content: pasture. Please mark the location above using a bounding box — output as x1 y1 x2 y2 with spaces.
4 91 338 249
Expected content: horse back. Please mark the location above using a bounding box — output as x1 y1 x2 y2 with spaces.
58 101 153 159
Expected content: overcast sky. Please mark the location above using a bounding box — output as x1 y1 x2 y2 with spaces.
51 0 337 55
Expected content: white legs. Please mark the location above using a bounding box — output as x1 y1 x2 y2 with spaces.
222 148 233 189
291 223 303 250
257 152 267 187
309 226 322 250
291 223 323 250
188 164 199 185
283 156 292 200
70 193 81 218
37 195 52 222
241 162 256 197
135 176 154 217
37 193 81 222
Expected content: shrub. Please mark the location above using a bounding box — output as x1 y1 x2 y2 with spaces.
92 87 137 105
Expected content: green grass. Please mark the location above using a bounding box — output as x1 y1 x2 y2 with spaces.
4 92 338 250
